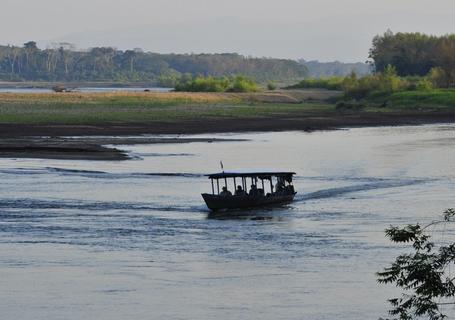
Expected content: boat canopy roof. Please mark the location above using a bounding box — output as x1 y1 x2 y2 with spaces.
207 170 296 179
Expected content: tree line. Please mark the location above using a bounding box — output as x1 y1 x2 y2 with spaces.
0 42 308 84
369 31 455 87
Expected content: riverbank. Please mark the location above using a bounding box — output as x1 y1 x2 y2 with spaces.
0 137 247 160
1 109 455 137
1 109 455 160
1 90 455 160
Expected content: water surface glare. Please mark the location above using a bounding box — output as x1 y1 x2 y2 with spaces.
1 125 455 320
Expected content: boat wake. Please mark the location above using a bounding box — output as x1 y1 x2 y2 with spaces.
45 167 206 178
0 198 207 213
296 178 429 202
0 167 206 179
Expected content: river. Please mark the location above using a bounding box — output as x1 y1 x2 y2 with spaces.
1 124 454 320
0 87 172 93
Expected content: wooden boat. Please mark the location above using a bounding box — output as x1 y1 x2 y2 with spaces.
202 170 297 211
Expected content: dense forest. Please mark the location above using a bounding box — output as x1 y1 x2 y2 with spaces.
0 42 308 85
369 31 455 86
299 59 371 77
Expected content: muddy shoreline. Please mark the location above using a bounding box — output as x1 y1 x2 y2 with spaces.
1 110 455 160
0 137 247 161
1 110 455 137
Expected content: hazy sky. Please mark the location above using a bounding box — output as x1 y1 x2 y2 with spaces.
1 0 454 61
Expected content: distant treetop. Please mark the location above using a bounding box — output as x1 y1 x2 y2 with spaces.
369 31 455 76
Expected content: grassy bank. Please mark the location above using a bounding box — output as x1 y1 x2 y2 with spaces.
381 89 455 109
285 75 455 110
1 90 455 130
0 92 333 125
345 89 455 111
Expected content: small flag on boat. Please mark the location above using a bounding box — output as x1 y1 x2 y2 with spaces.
220 161 224 171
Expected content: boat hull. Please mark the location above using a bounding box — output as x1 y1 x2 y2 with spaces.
202 193 296 211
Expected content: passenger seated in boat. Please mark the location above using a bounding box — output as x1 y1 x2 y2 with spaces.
276 178 285 193
220 186 232 197
285 185 295 194
249 184 259 196
235 185 247 196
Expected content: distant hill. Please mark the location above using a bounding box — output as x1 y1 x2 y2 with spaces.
299 59 371 78
0 42 308 85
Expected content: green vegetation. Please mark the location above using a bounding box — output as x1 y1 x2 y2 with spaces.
174 76 230 92
370 31 455 87
286 77 344 90
287 62 455 109
378 209 455 320
174 75 258 92
0 42 307 83
266 81 277 91
340 65 408 99
339 70 455 109
339 65 455 108
383 89 455 109
230 76 258 92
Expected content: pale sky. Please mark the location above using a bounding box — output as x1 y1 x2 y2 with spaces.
1 0 454 62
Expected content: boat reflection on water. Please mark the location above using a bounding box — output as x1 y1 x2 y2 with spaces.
207 205 292 221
